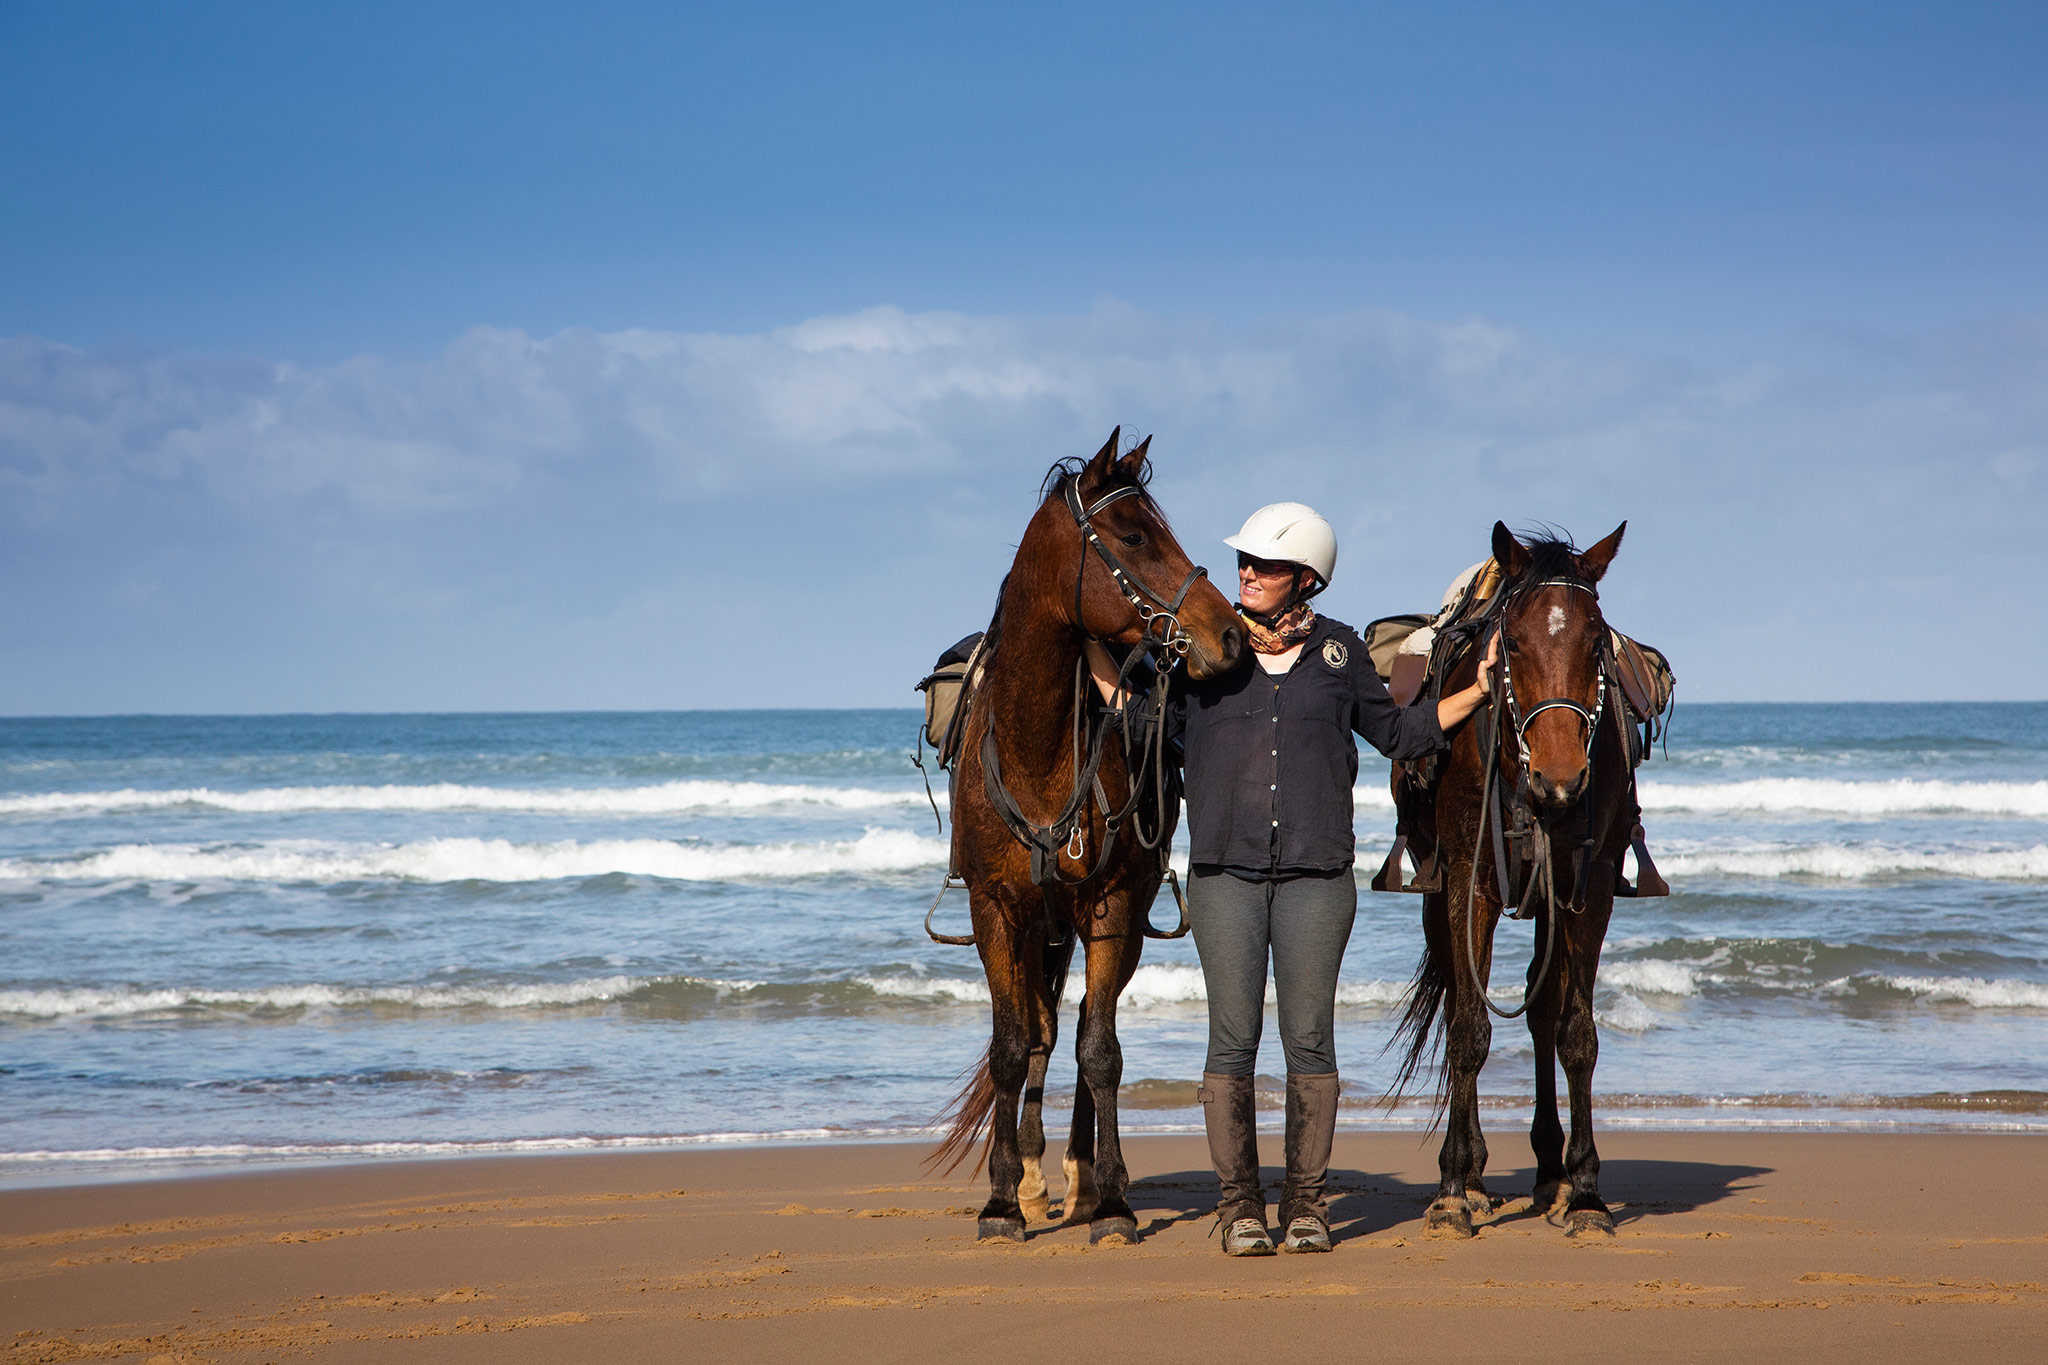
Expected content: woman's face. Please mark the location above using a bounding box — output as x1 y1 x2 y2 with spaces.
1238 553 1304 615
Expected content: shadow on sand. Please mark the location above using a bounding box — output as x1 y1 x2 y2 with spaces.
1118 1156 1773 1242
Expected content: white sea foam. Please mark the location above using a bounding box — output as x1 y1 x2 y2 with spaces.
1598 960 1702 996
1595 993 1663 1032
1662 844 2048 881
826 966 1415 1011
1875 975 2048 1010
1637 777 2048 817
0 1129 932 1167
856 975 992 1004
0 779 934 818
1122 964 1212 1008
0 975 657 1019
0 829 949 885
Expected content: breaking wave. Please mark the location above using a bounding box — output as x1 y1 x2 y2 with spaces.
0 975 659 1019
1661 843 2048 881
0 779 933 818
1858 975 2048 1010
0 829 948 885
1637 777 2048 816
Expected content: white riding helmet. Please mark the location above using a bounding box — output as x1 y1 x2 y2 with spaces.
1223 502 1337 598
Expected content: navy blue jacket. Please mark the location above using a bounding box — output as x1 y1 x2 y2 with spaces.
1169 614 1447 873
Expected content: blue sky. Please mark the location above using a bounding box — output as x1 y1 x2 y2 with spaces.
3 1 2045 710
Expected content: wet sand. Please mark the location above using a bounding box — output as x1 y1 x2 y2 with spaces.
4 1132 2045 1362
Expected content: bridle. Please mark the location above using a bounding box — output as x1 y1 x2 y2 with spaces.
1498 578 1609 770
1062 478 1208 663
1464 573 1614 1020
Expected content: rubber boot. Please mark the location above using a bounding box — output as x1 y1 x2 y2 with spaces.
1199 1072 1272 1256
1279 1071 1339 1252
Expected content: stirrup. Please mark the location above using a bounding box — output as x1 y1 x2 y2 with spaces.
1221 1217 1275 1257
1281 1215 1332 1253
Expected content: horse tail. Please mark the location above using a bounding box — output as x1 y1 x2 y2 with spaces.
926 922 1079 1176
926 1049 998 1176
1387 930 1451 1109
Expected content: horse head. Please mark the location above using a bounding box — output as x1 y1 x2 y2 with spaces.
1489 520 1625 812
1046 428 1244 680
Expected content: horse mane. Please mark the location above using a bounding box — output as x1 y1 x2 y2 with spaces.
980 572 1010 661
1038 447 1158 512
1509 525 1586 586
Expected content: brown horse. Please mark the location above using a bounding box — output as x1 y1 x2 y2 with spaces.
1391 521 1637 1239
932 430 1242 1245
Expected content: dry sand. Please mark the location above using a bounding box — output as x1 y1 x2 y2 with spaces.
4 1132 2045 1361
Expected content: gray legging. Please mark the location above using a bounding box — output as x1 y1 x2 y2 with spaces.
1187 865 1357 1076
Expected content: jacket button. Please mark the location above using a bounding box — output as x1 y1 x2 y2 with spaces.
1271 820 1279 827
1270 784 1277 790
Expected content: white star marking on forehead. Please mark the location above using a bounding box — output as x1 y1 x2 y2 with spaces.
1547 605 1568 636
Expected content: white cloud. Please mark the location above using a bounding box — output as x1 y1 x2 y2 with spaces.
1 304 2043 710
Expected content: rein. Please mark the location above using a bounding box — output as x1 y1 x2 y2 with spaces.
940 474 1205 945
1462 575 1612 1021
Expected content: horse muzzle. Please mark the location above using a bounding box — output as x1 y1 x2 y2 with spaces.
1526 763 1589 812
1182 621 1245 681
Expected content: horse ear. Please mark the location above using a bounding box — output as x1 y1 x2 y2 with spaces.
1084 426 1121 486
1578 521 1626 582
1491 521 1530 578
1115 433 1152 479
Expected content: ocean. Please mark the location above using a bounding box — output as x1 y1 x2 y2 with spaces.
3 704 2045 1187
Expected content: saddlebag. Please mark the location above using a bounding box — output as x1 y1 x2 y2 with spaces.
916 632 986 770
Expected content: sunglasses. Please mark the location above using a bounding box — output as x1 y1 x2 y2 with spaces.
1236 553 1298 579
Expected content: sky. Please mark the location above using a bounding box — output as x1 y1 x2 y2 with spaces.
3 0 2045 711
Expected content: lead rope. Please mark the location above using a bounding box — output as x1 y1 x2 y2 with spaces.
1464 642 1560 1022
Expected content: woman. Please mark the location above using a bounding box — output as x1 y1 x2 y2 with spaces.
1089 503 1493 1256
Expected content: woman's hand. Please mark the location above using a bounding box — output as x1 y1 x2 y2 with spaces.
1476 629 1500 693
1434 629 1500 732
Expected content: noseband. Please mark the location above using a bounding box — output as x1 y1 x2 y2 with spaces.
1497 578 1609 767
1062 478 1208 666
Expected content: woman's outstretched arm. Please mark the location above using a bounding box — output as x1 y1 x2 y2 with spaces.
1435 631 1499 732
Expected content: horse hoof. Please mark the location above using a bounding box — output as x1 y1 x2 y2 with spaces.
1423 1199 1475 1240
1464 1189 1501 1218
1532 1180 1567 1217
1564 1208 1615 1239
1088 1216 1139 1247
1019 1193 1051 1224
977 1217 1026 1243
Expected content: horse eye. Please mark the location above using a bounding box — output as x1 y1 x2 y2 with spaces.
1120 532 1146 548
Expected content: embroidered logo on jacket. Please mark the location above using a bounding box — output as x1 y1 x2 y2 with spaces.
1321 638 1349 669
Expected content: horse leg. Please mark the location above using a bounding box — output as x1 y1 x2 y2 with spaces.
974 916 1037 1243
1061 992 1101 1225
1527 908 1568 1217
1018 936 1069 1224
1075 922 1143 1245
1426 879 1495 1239
1556 916 1614 1237
1018 1045 1053 1223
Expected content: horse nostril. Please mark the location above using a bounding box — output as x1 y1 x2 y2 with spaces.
1221 623 1245 663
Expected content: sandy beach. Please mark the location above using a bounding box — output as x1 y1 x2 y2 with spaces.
4 1131 2045 1361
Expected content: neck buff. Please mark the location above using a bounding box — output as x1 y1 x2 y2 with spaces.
1239 601 1316 654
